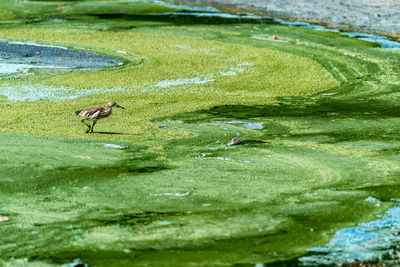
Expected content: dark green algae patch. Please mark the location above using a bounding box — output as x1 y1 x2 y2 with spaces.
0 135 169 193
2 1 400 266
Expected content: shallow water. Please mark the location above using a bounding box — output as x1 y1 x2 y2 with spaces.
2 1 400 265
0 41 122 75
299 199 400 265
274 18 400 49
213 120 264 130
160 12 262 20
0 63 30 74
119 2 400 49
135 6 400 263
161 97 400 264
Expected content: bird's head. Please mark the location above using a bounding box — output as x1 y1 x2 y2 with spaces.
107 101 125 109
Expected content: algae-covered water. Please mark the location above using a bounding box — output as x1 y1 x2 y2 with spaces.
1 0 400 266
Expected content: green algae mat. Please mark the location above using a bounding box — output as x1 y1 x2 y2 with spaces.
1 0 400 266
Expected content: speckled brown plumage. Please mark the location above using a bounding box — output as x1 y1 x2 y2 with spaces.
75 101 125 133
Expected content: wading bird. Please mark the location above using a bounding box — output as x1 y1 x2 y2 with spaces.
75 101 125 133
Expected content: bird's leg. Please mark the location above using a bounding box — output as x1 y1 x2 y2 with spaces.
81 119 91 133
90 120 97 133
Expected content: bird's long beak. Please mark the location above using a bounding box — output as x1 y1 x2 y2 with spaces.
117 105 125 109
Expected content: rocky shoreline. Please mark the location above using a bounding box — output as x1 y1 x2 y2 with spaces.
172 0 400 37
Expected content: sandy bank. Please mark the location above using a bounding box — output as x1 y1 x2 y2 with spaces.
172 0 400 36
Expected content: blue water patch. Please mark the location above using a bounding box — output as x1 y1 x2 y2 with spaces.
159 126 178 130
275 18 400 49
342 32 400 49
274 19 340 33
243 122 263 130
214 121 264 130
161 12 262 19
299 199 400 265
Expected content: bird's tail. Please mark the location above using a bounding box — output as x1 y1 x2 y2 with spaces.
75 110 82 116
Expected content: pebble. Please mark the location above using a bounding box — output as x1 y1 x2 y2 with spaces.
228 138 243 146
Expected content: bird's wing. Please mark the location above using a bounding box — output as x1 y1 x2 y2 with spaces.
77 106 104 119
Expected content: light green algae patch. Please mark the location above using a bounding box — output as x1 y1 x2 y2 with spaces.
1 0 400 266
0 26 337 140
